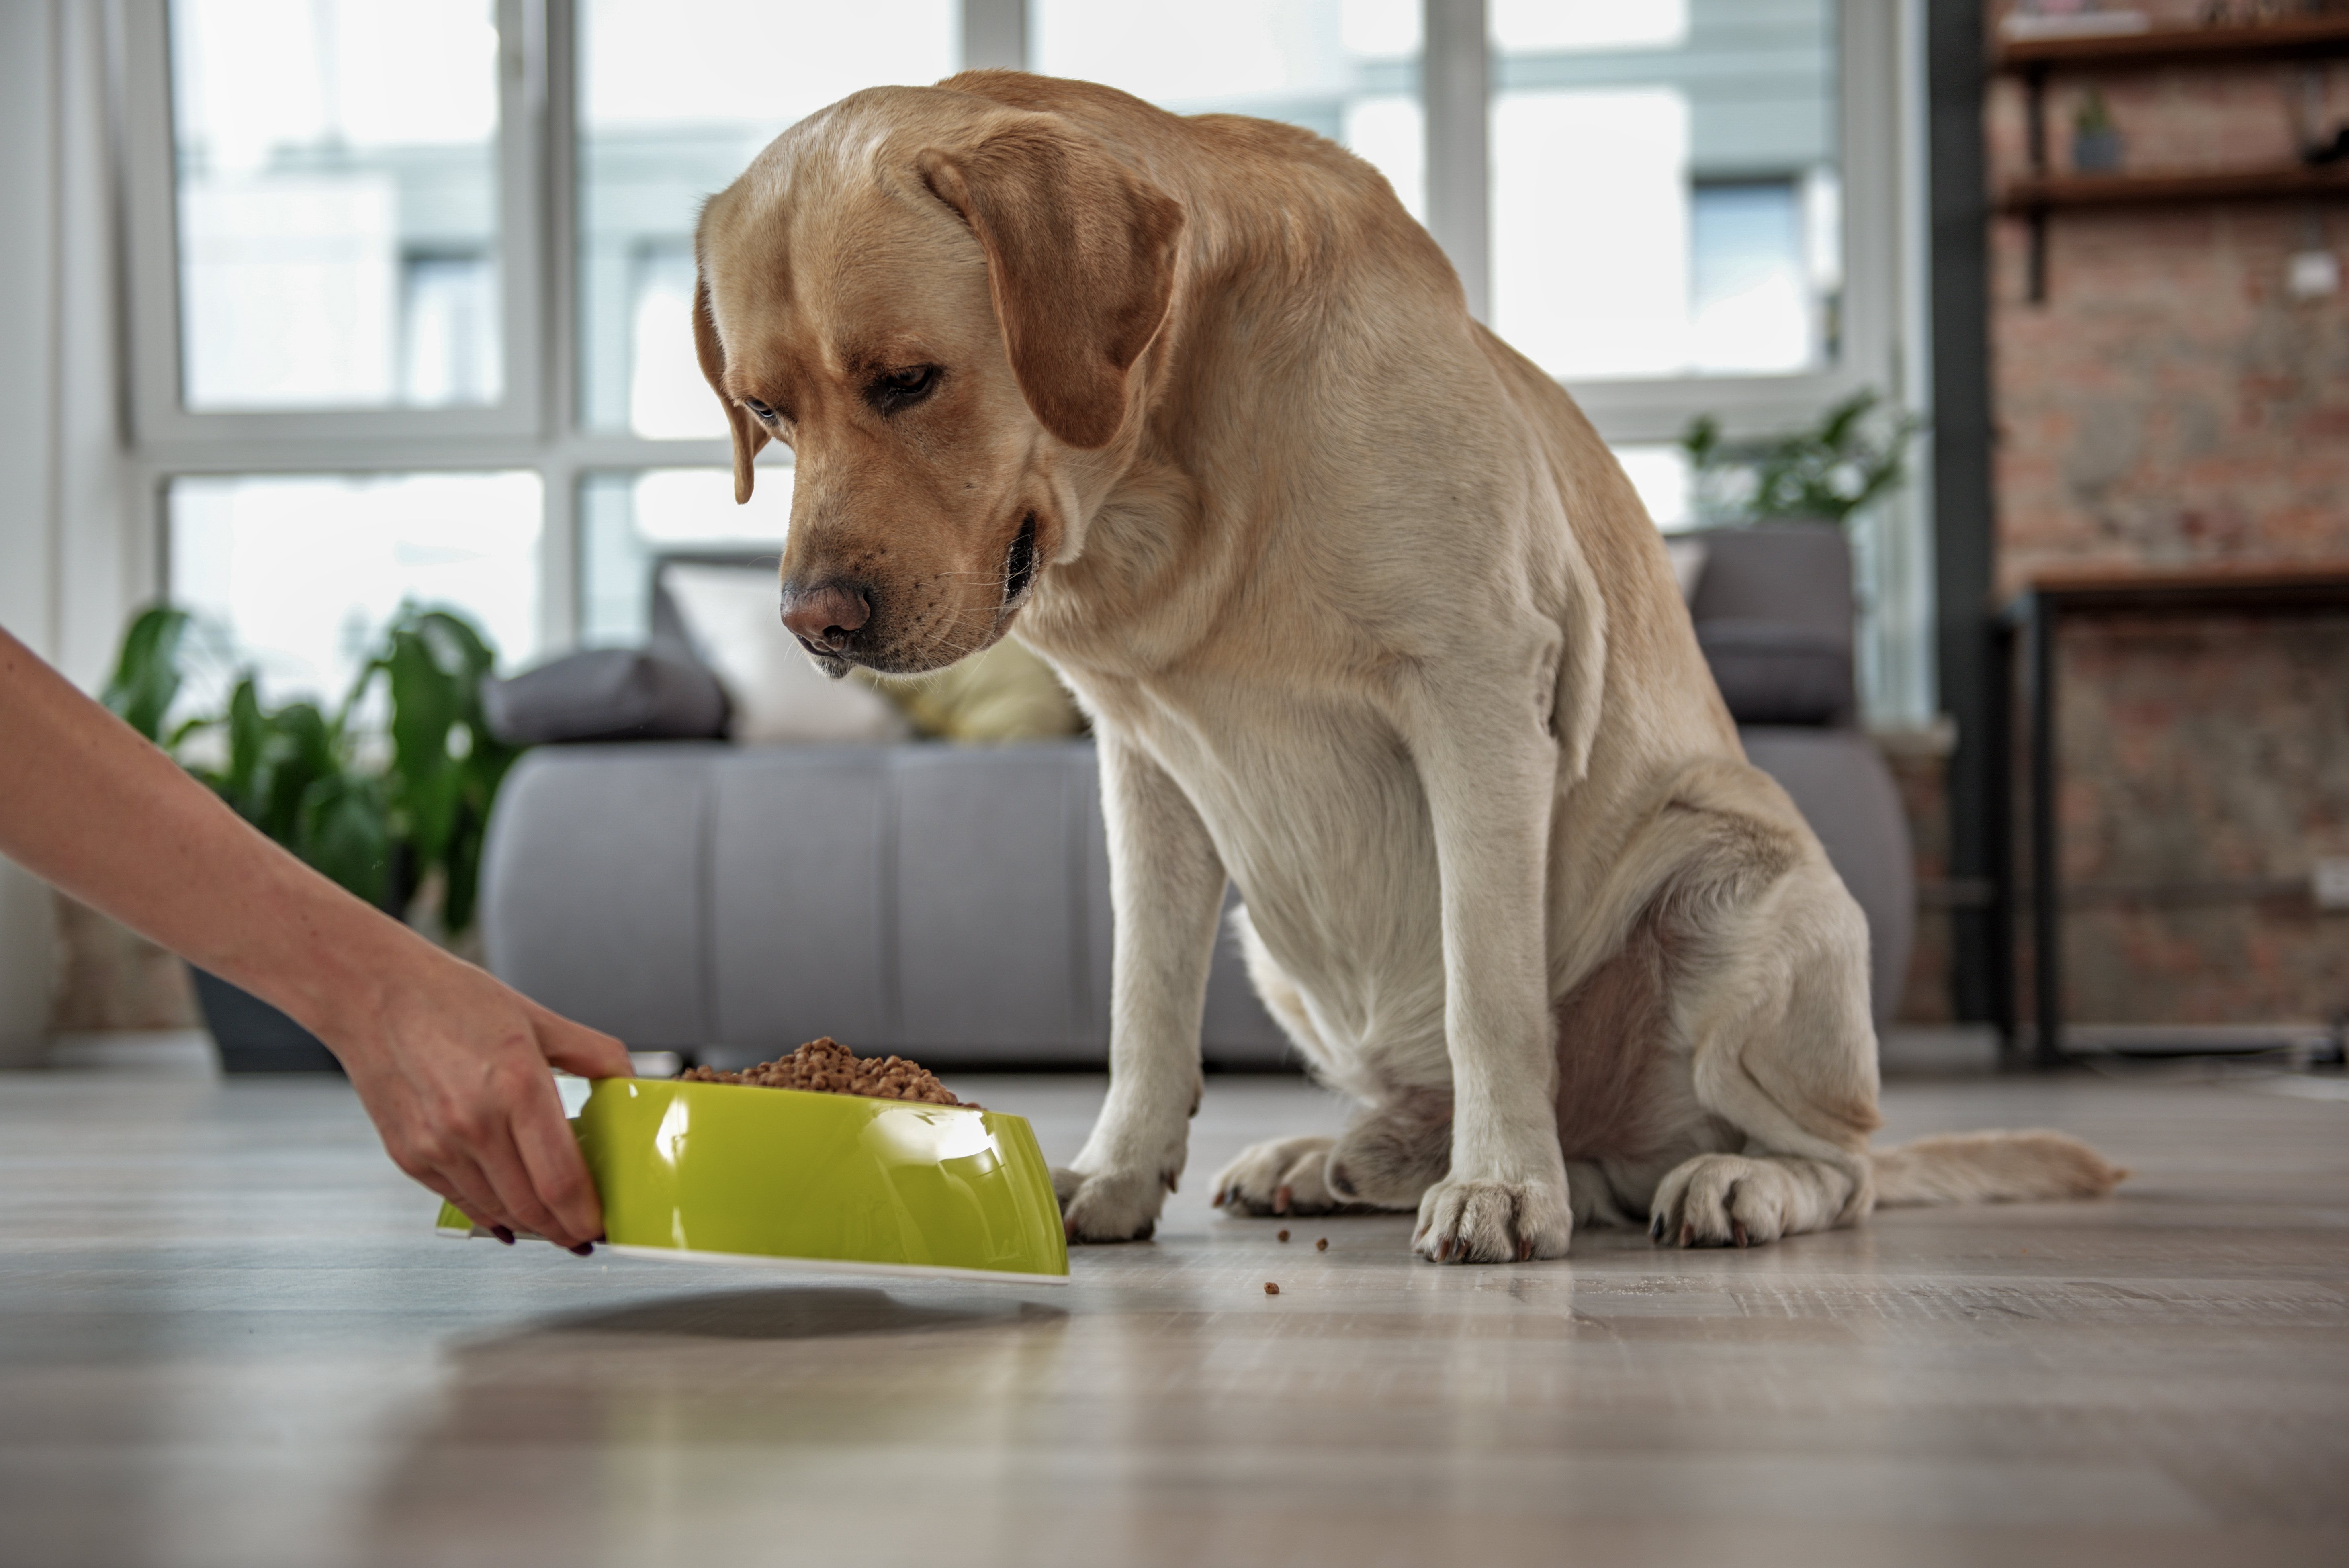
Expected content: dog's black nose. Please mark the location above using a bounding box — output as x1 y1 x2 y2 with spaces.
780 580 871 652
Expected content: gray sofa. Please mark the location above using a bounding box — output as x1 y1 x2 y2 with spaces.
480 525 1910 1067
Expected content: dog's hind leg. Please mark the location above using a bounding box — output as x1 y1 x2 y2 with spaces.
1325 1089 1452 1208
1649 830 1883 1249
1647 1150 1860 1247
1215 1090 1453 1216
1213 1135 1341 1216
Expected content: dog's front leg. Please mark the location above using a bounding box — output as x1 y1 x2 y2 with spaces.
1406 687 1572 1264
1056 734 1226 1243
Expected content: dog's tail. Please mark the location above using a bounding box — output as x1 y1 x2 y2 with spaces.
1869 1130 2127 1207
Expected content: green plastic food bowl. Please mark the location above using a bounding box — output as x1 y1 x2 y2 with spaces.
435 1077 1069 1284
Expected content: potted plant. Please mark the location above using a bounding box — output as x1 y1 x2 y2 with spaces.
100 605 522 1072
1680 389 1922 531
2072 87 2124 174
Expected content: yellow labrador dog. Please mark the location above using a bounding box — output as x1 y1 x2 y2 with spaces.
693 72 2120 1263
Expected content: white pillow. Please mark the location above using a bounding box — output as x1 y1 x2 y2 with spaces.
658 564 911 744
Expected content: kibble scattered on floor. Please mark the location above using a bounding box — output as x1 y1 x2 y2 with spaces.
1277 1229 1290 1242
1264 1282 1280 1296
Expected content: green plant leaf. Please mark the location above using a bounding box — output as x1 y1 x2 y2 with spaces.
298 773 391 907
131 600 523 941
1679 388 1923 529
101 607 193 743
258 702 337 848
220 677 269 820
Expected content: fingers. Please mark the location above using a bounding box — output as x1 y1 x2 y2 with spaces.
430 1159 519 1243
473 1122 590 1251
509 1069 607 1247
528 1004 634 1081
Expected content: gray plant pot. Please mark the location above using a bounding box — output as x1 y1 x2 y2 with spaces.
2073 128 2124 173
190 967 344 1075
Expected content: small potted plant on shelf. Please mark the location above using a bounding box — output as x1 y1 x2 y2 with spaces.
100 604 521 1072
2072 87 2124 173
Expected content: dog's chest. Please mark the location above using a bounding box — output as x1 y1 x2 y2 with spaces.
1093 677 1450 1048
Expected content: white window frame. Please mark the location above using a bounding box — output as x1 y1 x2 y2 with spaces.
1417 0 1932 724
121 0 552 445
1422 0 1908 446
113 0 1930 718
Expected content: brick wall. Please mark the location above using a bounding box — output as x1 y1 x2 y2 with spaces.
1985 2 2349 1027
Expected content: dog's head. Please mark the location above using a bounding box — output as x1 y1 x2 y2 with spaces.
693 88 1185 676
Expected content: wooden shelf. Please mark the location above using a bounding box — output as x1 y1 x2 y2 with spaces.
2000 162 2349 213
2012 558 2349 615
1997 16 2349 298
1996 16 2349 72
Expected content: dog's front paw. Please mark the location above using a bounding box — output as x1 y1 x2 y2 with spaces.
1412 1176 1572 1263
1053 1166 1169 1243
1211 1135 1338 1216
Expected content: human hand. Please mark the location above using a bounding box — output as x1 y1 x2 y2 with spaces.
324 948 634 1252
0 626 634 1246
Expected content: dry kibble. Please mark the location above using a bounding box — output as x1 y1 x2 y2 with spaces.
1264 1282 1280 1296
1277 1229 1290 1243
1315 1237 1328 1251
679 1037 973 1108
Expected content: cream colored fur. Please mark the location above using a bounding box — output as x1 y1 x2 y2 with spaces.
693 72 2123 1264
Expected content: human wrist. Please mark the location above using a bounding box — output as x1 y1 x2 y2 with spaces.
243 875 449 1064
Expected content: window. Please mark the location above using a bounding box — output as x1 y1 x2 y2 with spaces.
168 473 542 707
118 0 1928 724
579 468 792 646
168 0 506 411
1489 0 1841 382
1034 0 1425 218
577 1 961 437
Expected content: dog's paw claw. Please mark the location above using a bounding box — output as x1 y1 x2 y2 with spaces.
1412 1176 1571 1264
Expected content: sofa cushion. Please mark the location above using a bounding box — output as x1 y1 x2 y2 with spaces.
1698 620 1853 726
660 563 911 744
1739 726 1914 1027
481 646 728 745
875 637 1085 744
1685 524 1855 643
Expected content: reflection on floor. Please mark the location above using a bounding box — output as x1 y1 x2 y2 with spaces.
2 1065 2345 1567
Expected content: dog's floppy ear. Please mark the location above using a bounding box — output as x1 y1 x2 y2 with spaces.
917 121 1184 449
693 271 767 503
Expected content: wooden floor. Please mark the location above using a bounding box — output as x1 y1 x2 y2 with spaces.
2 1061 2345 1567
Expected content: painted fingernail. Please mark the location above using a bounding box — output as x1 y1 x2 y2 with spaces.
491 1226 516 1245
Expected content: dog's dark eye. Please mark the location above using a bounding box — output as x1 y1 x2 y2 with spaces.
867 364 939 413
741 398 776 423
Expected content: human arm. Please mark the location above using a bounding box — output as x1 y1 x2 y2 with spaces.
0 626 630 1249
